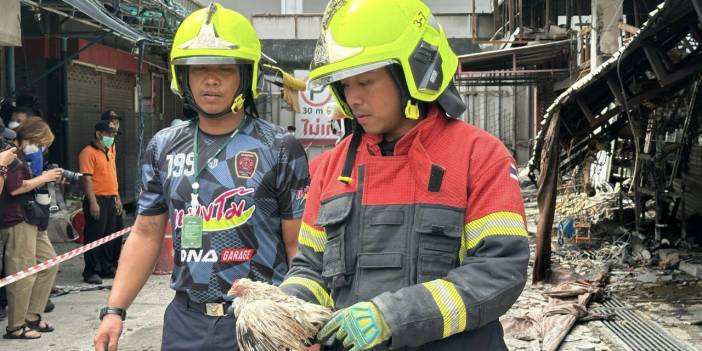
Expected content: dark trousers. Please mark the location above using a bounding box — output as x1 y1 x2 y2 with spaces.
161 297 238 351
82 196 120 278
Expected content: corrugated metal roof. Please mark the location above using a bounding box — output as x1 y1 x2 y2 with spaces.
459 40 574 71
528 0 701 175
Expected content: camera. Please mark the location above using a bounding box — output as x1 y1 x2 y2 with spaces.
46 163 83 183
0 134 22 171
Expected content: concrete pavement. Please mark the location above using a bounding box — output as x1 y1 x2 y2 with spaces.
1 242 171 351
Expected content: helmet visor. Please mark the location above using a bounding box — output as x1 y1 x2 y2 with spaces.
172 56 252 66
308 60 396 89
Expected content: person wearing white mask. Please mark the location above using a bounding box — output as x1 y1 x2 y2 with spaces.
78 121 121 285
7 106 33 130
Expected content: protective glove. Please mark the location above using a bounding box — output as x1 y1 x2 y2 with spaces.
318 301 391 351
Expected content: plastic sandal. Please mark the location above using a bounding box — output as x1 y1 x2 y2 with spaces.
3 325 41 339
25 315 54 333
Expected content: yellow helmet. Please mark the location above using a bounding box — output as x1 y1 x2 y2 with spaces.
309 0 464 119
170 3 261 115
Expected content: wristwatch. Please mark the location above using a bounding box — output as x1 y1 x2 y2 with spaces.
99 307 127 321
0 165 7 178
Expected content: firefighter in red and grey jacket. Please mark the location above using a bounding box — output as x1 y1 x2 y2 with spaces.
280 1 529 350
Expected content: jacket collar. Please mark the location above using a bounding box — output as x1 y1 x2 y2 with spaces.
361 104 445 156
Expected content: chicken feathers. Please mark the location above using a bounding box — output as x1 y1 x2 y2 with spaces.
229 278 333 351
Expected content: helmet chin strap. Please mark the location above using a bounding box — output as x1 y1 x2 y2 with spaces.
387 65 426 120
185 93 245 119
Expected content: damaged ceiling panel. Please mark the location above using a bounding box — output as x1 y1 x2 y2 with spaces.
529 0 702 283
529 0 702 177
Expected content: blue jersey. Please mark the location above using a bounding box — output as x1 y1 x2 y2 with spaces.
137 116 309 303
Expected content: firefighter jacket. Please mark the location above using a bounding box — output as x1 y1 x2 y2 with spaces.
281 105 529 350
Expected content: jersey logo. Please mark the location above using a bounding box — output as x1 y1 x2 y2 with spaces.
180 248 256 263
174 187 256 232
180 249 219 263
220 248 256 263
235 151 258 179
208 158 219 169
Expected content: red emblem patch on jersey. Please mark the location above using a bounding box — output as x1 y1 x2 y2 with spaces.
235 151 259 179
220 248 256 263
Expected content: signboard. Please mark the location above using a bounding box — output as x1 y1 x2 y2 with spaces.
295 70 338 145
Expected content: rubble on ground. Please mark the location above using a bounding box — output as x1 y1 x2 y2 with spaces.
507 168 702 350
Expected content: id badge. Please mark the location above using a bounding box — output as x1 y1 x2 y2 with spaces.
181 215 203 249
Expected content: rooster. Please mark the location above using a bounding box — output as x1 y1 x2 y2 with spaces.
228 278 334 351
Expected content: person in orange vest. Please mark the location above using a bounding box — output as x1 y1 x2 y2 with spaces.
275 1 530 350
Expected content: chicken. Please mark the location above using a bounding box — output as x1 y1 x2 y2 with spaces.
228 278 334 351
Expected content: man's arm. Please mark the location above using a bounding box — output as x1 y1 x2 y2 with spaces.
95 132 167 351
115 194 123 215
107 213 168 307
282 218 302 266
79 150 101 218
82 175 101 219
94 212 167 351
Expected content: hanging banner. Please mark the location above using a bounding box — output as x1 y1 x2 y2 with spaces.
295 70 338 145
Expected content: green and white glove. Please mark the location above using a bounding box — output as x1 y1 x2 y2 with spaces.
318 301 391 351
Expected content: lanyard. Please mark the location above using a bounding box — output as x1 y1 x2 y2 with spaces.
191 117 246 200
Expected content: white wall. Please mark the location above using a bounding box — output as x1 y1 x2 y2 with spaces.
254 13 474 40
0 0 21 46
426 0 493 14
214 0 281 19
216 0 494 18
253 14 321 39
299 0 494 14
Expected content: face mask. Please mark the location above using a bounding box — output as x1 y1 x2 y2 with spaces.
23 143 40 154
8 121 20 129
101 136 115 148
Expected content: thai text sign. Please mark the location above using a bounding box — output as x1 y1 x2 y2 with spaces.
295 70 337 144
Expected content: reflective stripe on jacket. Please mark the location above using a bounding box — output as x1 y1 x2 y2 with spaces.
282 105 529 350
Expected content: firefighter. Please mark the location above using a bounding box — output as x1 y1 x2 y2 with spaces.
93 3 309 351
279 0 529 350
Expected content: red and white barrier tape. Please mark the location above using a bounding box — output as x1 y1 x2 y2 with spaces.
0 226 132 288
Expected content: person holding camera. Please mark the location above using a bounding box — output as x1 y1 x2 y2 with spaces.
0 147 17 195
0 120 18 322
0 123 18 196
79 121 121 285
0 117 62 339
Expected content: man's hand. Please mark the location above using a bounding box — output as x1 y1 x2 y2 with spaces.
306 345 320 351
318 302 391 351
0 147 17 167
90 201 101 220
94 314 123 351
115 197 123 216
